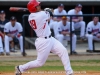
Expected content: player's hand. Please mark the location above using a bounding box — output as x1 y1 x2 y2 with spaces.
97 33 100 38
17 34 21 37
72 19 79 23
61 31 69 36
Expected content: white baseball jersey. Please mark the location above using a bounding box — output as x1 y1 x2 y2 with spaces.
53 8 67 20
86 21 100 35
28 11 51 37
58 21 74 33
67 9 83 19
49 21 60 36
53 8 67 15
4 22 23 36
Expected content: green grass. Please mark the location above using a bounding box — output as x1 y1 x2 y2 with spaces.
0 60 100 72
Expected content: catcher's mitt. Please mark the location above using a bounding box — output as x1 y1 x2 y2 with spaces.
13 37 19 45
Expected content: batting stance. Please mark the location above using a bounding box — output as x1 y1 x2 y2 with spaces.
15 0 73 75
56 16 77 54
68 4 85 39
4 16 23 55
86 17 100 52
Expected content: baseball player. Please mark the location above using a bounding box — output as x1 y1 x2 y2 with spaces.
0 10 9 55
56 16 77 54
86 16 100 52
53 3 67 21
4 16 23 55
15 0 73 75
68 4 86 39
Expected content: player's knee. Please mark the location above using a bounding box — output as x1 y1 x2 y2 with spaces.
80 21 85 27
19 36 23 40
72 34 77 39
5 35 9 40
37 60 45 67
56 34 63 39
0 36 2 41
86 34 93 39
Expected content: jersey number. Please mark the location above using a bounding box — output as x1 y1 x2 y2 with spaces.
29 20 37 29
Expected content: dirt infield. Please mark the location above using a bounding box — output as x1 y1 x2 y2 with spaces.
0 72 100 75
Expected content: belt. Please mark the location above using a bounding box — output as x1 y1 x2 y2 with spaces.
45 35 51 39
38 35 51 39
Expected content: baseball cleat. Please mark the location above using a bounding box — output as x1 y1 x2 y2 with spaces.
6 53 10 56
0 52 5 55
15 66 22 75
86 50 93 53
72 51 78 55
69 74 73 75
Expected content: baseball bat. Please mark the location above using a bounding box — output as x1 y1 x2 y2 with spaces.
9 7 28 12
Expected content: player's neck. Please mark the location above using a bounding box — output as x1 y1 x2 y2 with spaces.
75 9 79 14
0 18 5 22
94 22 98 25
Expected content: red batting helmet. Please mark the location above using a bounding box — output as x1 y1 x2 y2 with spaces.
27 0 40 13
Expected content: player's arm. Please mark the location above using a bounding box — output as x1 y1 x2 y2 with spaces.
4 23 12 37
86 23 92 35
59 28 70 35
61 31 70 35
78 11 83 21
71 22 75 35
17 23 23 37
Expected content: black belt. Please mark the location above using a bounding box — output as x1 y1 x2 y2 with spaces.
45 35 51 39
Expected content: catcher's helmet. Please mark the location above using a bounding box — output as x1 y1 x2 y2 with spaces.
27 0 40 13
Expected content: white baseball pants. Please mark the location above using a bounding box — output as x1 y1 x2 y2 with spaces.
0 36 4 52
4 35 23 53
19 37 73 75
74 21 85 37
56 34 77 51
86 34 100 50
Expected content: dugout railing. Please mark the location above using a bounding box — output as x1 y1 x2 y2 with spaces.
22 14 100 56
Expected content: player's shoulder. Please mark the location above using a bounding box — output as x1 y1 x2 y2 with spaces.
97 22 100 26
67 21 71 25
87 21 93 26
5 22 10 25
4 22 10 28
16 22 21 25
68 9 74 13
54 8 58 12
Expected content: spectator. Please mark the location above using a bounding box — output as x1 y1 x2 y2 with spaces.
86 16 100 53
53 3 67 21
56 16 77 54
68 4 86 40
0 10 9 55
4 16 24 55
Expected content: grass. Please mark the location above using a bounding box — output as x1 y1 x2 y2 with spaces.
0 60 100 72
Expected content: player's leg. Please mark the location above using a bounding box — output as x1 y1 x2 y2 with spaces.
93 36 100 41
4 35 12 55
65 35 77 54
0 36 4 55
74 21 85 37
17 36 23 53
51 37 73 75
86 34 93 50
56 34 64 44
18 38 52 72
78 21 86 37
69 35 77 52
